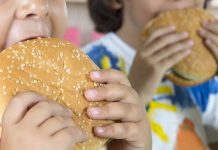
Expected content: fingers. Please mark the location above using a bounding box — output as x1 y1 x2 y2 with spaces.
39 116 76 136
202 21 218 35
161 49 191 69
85 84 143 121
199 28 218 47
143 31 189 58
94 120 151 150
85 83 139 104
93 122 141 140
89 69 131 87
205 39 218 59
87 102 145 122
152 40 193 62
3 92 46 126
21 100 72 127
52 126 87 148
200 21 218 60
144 26 176 45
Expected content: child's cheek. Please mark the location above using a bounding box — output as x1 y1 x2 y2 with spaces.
0 2 16 50
49 2 68 38
0 22 10 50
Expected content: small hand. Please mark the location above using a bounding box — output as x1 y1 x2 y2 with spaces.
85 69 152 150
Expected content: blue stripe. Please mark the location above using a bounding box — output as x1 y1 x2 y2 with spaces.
87 45 120 70
188 77 218 112
154 84 195 109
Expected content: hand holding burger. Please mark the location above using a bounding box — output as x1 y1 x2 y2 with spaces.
0 38 151 150
140 8 217 88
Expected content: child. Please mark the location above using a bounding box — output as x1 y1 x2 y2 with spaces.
0 0 151 150
83 0 218 149
187 0 218 147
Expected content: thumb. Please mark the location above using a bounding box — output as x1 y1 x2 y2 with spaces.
2 92 46 127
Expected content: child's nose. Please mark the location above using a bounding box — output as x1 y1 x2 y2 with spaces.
15 0 49 19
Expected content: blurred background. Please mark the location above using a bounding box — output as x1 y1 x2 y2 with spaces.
65 0 95 47
65 0 218 47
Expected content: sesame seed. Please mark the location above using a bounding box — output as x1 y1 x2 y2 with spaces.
66 69 71 74
32 80 38 84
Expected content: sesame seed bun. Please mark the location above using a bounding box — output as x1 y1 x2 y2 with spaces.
143 8 217 87
0 38 111 150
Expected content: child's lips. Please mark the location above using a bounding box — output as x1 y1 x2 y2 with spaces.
18 35 49 43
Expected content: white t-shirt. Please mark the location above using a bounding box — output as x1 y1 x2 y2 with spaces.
83 33 136 73
83 32 218 149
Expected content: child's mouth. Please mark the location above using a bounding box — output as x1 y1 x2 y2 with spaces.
19 36 49 43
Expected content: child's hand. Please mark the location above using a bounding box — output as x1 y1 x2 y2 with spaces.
199 21 218 61
140 25 193 75
85 69 151 150
129 26 193 102
0 92 87 150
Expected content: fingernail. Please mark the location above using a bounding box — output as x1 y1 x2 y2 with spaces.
85 89 97 99
89 107 101 116
188 40 194 46
199 29 206 35
203 21 208 26
185 49 191 55
91 71 101 79
181 32 188 37
170 26 176 30
96 127 105 134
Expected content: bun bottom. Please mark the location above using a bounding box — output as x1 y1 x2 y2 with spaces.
166 73 212 87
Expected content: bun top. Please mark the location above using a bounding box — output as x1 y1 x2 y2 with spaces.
143 8 217 86
0 38 110 150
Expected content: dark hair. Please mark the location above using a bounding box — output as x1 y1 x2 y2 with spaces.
87 0 123 33
204 0 209 8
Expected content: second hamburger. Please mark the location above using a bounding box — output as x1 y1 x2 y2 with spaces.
143 8 217 87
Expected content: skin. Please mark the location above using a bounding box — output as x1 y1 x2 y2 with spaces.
111 0 218 149
1 92 88 150
0 0 68 51
111 0 215 103
86 70 151 150
0 0 151 150
115 0 205 102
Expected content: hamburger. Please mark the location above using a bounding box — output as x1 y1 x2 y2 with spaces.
0 38 111 150
143 8 217 87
